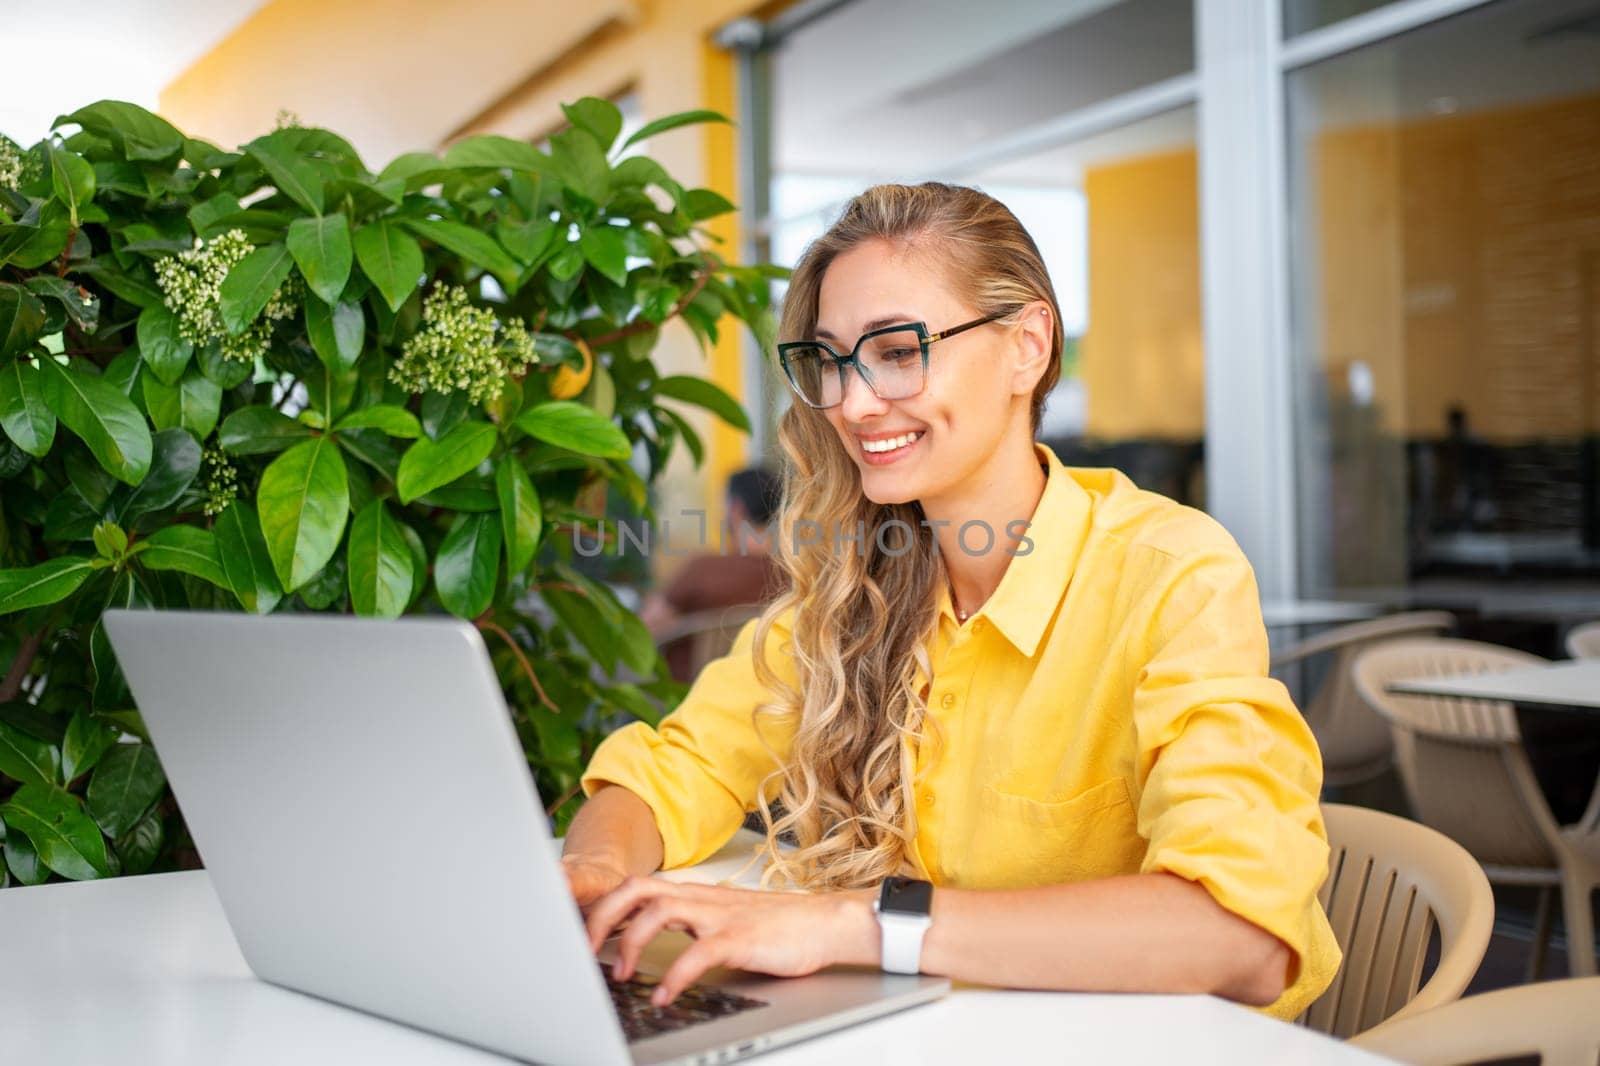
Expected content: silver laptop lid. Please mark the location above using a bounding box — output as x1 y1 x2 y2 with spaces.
103 610 631 1066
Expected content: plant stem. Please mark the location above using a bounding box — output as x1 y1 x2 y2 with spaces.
579 263 713 350
0 627 46 702
544 780 583 818
477 618 560 714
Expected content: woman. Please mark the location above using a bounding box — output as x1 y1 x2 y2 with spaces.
562 182 1339 1020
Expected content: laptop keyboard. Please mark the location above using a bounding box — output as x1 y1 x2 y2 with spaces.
601 962 768 1042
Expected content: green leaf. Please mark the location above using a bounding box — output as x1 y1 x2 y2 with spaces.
26 275 99 332
112 427 201 524
0 784 111 880
135 303 194 385
38 356 153 484
619 108 730 151
7 199 71 269
498 216 557 265
218 405 316 455
346 501 414 618
578 226 629 287
93 521 128 560
245 136 326 215
287 214 353 305
655 375 751 432
513 401 631 460
257 437 350 592
0 283 48 359
3 825 49 885
136 525 229 589
0 556 94 615
434 512 501 619
550 128 610 202
305 297 364 372
63 708 120 781
197 340 254 388
0 720 59 787
496 457 542 574
0 359 56 457
188 192 243 236
442 135 547 172
142 368 222 441
46 142 95 225
55 101 184 162
402 217 521 287
86 743 166 839
353 221 423 313
218 243 294 335
563 97 624 152
215 500 283 614
396 421 497 504
543 585 620 674
115 808 164 875
333 405 420 438
684 188 736 222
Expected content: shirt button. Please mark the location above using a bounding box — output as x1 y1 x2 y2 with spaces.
940 692 955 710
920 790 936 809
972 618 986 633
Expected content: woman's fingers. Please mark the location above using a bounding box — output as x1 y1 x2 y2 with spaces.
615 898 710 980
654 937 735 1007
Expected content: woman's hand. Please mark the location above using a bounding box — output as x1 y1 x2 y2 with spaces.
561 853 630 908
584 878 879 1006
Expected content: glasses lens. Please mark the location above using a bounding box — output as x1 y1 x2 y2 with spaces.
782 344 842 407
858 329 925 400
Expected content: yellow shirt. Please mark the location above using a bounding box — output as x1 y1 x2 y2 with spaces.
583 443 1340 1019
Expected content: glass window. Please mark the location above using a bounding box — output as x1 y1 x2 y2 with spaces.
964 106 1203 507
1283 0 1400 38
1286 0 1600 595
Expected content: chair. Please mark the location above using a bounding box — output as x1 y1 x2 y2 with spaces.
1349 977 1600 1066
1567 620 1600 659
1269 612 1456 787
655 603 767 681
1353 638 1600 979
1299 803 1494 1038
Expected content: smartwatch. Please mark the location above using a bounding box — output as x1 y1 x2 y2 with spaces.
872 876 934 974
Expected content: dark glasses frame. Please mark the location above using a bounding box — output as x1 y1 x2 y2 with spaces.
776 310 1011 410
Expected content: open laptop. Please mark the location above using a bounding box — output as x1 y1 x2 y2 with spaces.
103 610 946 1066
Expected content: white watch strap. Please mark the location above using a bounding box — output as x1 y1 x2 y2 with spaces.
875 909 932 975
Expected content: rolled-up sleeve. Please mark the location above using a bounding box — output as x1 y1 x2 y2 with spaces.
1129 544 1340 1020
581 611 798 869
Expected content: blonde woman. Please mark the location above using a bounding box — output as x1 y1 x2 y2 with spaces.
563 182 1339 1019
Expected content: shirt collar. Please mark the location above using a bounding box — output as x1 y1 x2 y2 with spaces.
936 443 1092 659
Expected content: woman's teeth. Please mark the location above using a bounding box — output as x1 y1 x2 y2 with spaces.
861 431 923 454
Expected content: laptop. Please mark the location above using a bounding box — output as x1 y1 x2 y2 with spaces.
103 610 946 1066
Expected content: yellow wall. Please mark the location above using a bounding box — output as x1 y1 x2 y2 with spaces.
160 0 778 554
1080 148 1204 439
1315 91 1600 442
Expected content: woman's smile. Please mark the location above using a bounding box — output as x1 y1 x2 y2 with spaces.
855 429 925 464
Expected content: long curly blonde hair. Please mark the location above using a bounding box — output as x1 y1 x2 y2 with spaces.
750 182 1064 889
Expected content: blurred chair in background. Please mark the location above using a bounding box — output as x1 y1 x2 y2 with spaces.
642 467 784 683
1349 977 1600 1066
1300 803 1493 1039
1566 621 1600 659
1270 612 1456 788
1353 638 1599 979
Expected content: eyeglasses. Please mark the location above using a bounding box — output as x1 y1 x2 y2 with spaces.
776 311 1011 410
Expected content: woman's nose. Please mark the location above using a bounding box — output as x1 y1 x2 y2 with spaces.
838 364 889 422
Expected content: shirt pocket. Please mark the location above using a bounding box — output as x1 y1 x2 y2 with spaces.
965 777 1147 889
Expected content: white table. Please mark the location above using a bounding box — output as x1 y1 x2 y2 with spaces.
1388 659 1600 711
1260 601 1384 629
1 831 1388 1065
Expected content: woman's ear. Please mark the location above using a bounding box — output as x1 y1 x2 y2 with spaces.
1010 301 1053 398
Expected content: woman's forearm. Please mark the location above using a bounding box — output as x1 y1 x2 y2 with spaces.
840 873 1291 1006
561 784 665 876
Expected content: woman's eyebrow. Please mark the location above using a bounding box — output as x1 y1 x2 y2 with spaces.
815 314 919 341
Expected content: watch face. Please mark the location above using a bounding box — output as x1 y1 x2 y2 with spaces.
880 876 934 916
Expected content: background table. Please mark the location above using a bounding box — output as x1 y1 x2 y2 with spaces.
1387 660 1600 711
1 831 1389 1064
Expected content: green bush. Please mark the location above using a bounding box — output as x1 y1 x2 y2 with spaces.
0 98 780 886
